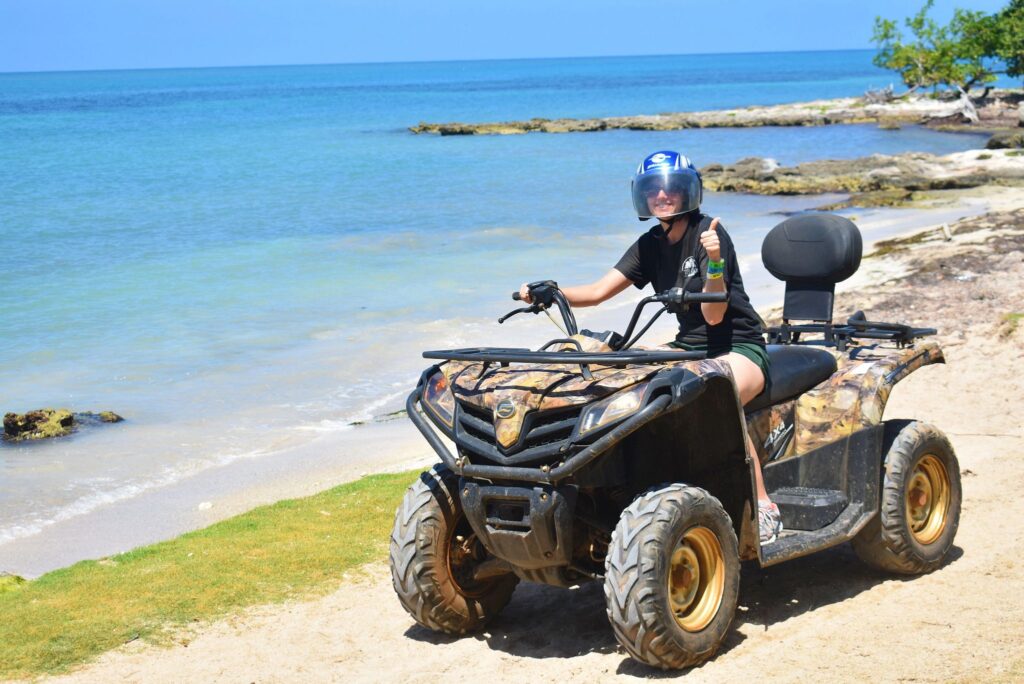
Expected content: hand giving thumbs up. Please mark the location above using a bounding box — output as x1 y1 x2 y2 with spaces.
700 217 722 262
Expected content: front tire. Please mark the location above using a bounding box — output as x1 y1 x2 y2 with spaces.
852 420 962 574
390 465 518 634
604 484 740 670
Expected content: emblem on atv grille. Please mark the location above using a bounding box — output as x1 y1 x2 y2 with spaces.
495 400 516 419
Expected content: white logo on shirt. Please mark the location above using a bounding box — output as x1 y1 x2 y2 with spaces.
681 256 698 278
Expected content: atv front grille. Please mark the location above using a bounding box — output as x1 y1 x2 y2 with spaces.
454 401 583 466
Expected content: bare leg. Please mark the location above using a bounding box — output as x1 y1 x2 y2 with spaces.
746 431 770 503
722 353 771 504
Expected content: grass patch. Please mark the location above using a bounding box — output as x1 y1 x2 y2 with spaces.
999 312 1024 338
1000 657 1024 683
0 469 420 679
867 227 938 257
818 189 916 212
0 573 27 593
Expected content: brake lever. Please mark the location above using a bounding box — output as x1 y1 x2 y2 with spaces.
498 304 542 324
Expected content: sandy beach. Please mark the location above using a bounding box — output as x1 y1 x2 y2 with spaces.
31 185 1024 682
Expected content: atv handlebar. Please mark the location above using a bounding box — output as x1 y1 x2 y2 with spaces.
504 283 726 349
650 287 729 305
501 281 578 335
615 288 730 350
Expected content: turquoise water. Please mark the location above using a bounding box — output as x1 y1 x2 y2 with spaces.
0 51 994 545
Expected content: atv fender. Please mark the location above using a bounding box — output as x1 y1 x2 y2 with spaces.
792 341 944 457
611 359 758 552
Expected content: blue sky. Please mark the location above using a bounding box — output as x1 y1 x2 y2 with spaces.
0 0 1010 73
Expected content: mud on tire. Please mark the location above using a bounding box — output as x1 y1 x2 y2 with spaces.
389 464 518 634
852 420 962 575
604 484 740 670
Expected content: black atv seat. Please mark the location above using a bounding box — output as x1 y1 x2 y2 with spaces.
744 345 838 414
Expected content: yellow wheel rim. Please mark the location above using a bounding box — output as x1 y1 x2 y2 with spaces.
906 454 951 545
668 526 725 632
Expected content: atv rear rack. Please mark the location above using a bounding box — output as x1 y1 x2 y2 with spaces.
769 312 936 351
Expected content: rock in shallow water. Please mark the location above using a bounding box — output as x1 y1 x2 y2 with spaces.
77 410 125 424
987 130 1024 149
3 409 74 441
2 408 125 442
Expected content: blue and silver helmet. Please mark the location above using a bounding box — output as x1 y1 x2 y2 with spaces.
631 150 702 221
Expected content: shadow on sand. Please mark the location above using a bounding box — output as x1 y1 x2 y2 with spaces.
404 542 963 676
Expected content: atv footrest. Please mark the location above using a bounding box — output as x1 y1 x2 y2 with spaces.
772 487 847 531
760 502 869 566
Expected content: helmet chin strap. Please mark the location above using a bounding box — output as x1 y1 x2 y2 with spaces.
656 213 689 239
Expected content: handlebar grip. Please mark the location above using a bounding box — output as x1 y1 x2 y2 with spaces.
512 292 522 301
683 291 729 304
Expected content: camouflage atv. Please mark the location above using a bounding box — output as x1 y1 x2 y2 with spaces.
389 213 961 669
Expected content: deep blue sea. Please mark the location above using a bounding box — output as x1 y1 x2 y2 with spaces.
0 50 995 548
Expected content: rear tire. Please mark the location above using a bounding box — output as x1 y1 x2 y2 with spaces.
604 484 740 670
852 420 962 574
389 465 518 634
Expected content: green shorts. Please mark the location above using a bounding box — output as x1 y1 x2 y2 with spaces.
667 340 771 383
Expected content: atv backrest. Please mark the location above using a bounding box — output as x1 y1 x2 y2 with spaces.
761 214 862 324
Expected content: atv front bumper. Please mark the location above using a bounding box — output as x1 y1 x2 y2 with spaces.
459 481 577 570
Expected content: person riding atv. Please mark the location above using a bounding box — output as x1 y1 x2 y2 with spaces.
390 157 962 670
518 150 782 543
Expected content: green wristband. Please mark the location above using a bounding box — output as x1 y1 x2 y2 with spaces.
707 259 725 270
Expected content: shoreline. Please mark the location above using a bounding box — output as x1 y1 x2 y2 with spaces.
2 185 1020 578
410 90 1023 135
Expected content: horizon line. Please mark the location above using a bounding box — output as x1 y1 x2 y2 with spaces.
0 47 877 77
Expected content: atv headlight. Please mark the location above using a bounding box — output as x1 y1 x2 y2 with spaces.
578 381 650 436
422 370 455 428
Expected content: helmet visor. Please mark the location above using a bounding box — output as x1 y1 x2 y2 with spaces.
631 169 701 220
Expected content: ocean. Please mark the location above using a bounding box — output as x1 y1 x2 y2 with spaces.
0 50 994 551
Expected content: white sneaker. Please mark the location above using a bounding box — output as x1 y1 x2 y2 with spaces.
759 501 783 545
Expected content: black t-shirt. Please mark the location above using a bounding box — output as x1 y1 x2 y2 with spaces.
614 213 765 352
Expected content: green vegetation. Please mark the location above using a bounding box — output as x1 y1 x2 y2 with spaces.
873 0 1024 92
0 470 419 679
868 227 939 257
994 0 1024 79
0 573 27 593
818 189 917 212
999 312 1024 337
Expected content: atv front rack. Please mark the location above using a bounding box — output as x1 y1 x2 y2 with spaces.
423 346 707 381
